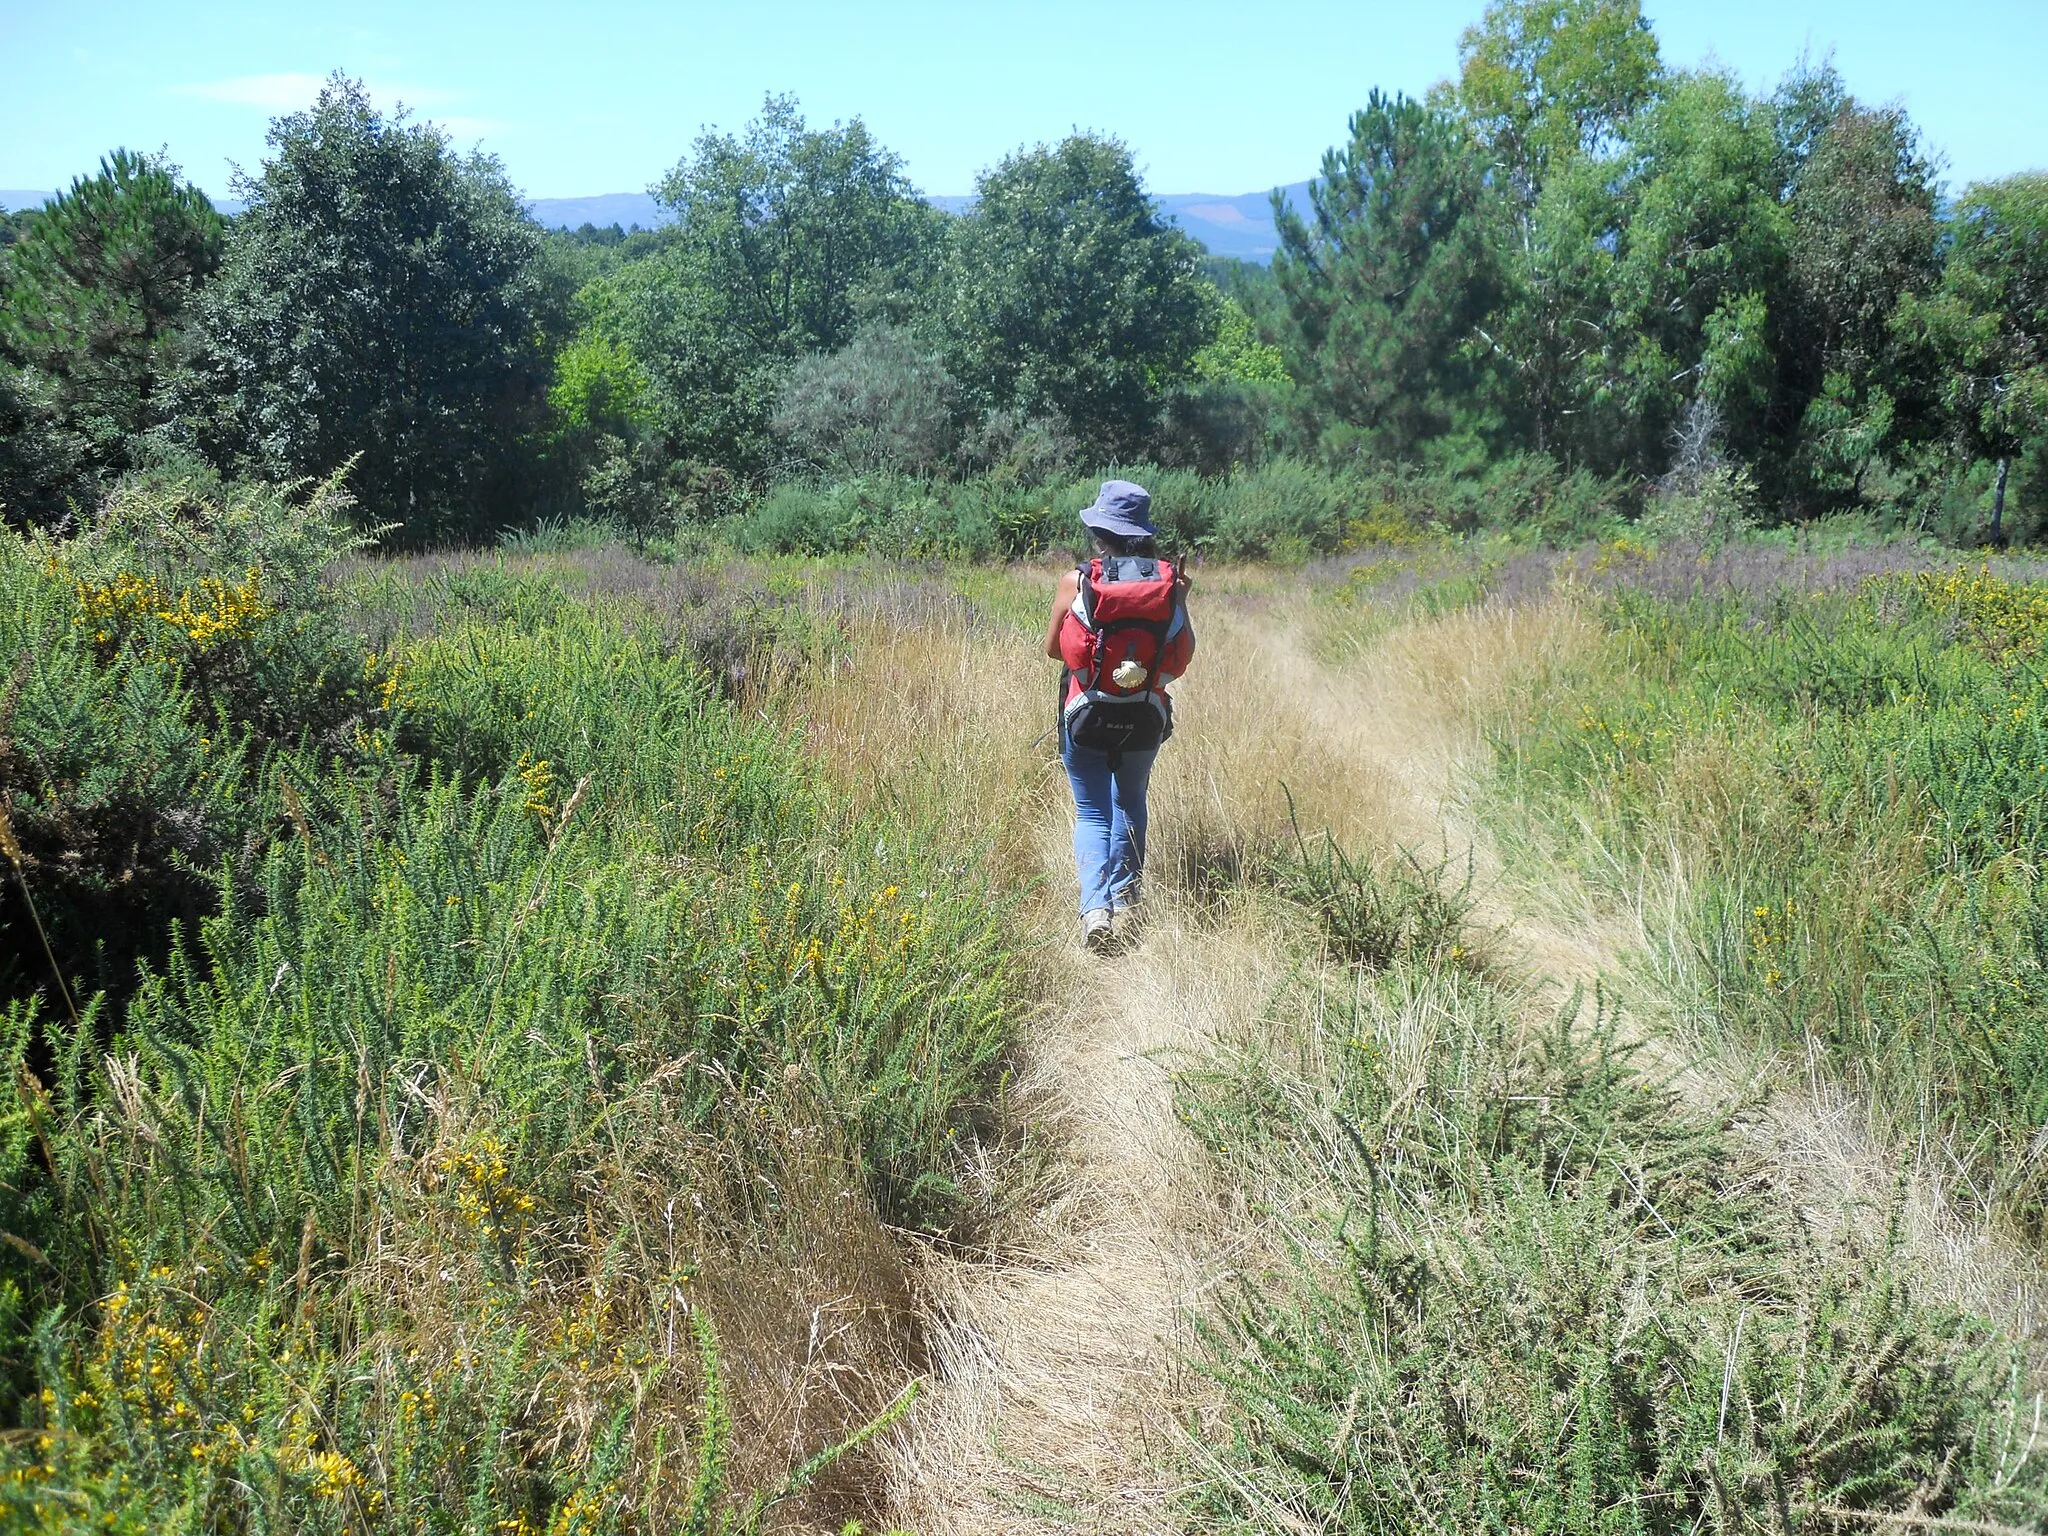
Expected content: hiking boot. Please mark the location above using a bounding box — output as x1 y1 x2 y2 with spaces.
1111 879 1142 916
1081 908 1114 953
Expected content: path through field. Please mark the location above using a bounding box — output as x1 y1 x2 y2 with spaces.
848 574 2045 1533
880 586 1602 1532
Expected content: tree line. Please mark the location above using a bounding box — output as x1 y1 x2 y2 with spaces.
2 0 2043 544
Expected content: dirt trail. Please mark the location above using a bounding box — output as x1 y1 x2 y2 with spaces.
885 592 1599 1533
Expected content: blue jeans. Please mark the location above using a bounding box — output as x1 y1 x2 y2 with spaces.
1061 737 1157 914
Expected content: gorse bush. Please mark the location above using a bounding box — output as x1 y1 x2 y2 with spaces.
0 465 374 1001
55 460 372 737
1272 795 1476 969
0 505 1022 1528
1180 834 2048 1532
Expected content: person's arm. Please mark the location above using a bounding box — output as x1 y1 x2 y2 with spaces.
1045 569 1079 660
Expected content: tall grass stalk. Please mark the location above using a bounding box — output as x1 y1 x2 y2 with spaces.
1500 560 2048 1231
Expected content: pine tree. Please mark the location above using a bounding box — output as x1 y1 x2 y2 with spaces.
0 150 221 524
1273 92 1503 460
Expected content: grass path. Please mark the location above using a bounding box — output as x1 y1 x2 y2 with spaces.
882 588 1600 1531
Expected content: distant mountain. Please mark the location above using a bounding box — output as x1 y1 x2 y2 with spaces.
10 180 1313 263
527 181 1314 263
3 189 251 216
1157 183 1310 262
526 192 668 231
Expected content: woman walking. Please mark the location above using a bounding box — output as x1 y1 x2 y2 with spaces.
1045 480 1194 952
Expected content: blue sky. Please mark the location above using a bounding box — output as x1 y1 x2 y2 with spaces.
2 0 2042 204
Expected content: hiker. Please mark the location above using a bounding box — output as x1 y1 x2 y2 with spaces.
1045 480 1194 952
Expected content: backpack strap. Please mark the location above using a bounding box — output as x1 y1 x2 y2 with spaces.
1073 561 1104 689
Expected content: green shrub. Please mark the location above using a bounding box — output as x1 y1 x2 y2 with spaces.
773 324 960 477
0 465 376 1000
1271 804 1475 969
0 546 1020 1528
1180 908 2047 1531
1508 559 2048 1228
723 453 1628 564
734 475 998 560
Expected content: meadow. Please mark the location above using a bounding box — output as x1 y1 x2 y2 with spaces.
1500 541 2048 1233
2 474 2046 1533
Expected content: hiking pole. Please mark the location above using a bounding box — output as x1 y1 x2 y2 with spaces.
1032 663 1068 753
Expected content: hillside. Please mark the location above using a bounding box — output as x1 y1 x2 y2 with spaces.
525 184 1311 262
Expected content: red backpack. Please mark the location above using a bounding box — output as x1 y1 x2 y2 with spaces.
1059 555 1191 762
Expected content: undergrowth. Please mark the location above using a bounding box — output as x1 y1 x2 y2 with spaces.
1180 830 2048 1532
0 470 1022 1530
1273 793 1475 970
1505 557 2048 1233
723 453 1624 563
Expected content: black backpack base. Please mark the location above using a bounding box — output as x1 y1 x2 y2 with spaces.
1062 691 1172 766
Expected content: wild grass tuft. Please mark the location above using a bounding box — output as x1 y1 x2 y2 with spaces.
1272 792 1476 970
1504 558 2048 1230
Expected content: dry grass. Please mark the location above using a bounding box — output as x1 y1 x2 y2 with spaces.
425 1077 922 1528
1599 832 2048 1371
886 909 1291 1535
762 564 1609 1531
1475 608 2048 1384
773 569 1057 873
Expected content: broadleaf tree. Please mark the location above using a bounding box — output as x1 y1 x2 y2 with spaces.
187 76 558 540
1768 62 1943 505
1557 70 1791 476
1897 175 2048 538
934 133 1216 462
614 95 942 472
1450 0 1663 197
653 94 939 357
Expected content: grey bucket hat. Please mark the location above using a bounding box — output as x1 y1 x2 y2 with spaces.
1078 479 1154 540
